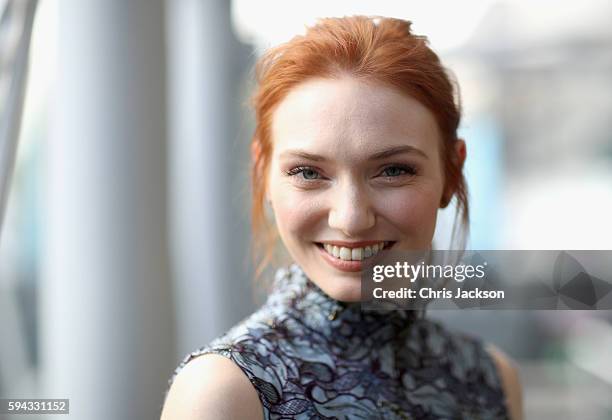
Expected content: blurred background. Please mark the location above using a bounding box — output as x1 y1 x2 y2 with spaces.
1 0 612 419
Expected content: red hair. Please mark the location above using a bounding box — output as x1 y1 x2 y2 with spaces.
250 16 468 278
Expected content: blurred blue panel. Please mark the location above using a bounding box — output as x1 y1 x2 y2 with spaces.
460 115 503 249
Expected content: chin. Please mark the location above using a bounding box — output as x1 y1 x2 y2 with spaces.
317 274 363 302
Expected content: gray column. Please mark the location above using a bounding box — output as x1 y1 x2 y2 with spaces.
0 0 37 235
40 1 174 419
165 0 255 358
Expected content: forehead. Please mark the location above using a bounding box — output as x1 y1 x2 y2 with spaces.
271 77 441 158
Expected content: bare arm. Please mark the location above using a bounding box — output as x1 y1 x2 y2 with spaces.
161 354 264 420
487 345 524 420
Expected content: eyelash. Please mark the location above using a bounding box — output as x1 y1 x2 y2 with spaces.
380 164 417 178
285 164 418 181
285 166 322 180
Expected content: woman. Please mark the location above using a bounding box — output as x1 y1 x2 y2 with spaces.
161 16 522 420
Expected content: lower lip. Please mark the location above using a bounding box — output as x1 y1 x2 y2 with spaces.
316 244 385 272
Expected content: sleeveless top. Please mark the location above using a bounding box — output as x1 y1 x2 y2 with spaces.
166 264 509 419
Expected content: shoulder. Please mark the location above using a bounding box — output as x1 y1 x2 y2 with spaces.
161 304 283 420
161 353 263 420
486 344 524 420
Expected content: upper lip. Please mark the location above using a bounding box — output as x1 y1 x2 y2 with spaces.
317 240 393 248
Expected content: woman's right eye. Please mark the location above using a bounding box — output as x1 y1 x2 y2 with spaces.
286 166 322 180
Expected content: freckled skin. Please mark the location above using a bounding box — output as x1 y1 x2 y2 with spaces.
267 77 455 302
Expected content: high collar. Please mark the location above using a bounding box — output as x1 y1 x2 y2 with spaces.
268 264 418 341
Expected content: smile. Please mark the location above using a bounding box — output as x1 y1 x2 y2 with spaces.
316 241 395 261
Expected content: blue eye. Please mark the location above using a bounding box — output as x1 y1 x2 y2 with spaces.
381 165 416 177
286 166 321 180
301 169 320 179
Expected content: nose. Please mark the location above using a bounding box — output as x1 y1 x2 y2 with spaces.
328 181 376 237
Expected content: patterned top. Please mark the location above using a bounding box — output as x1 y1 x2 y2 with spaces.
167 264 509 419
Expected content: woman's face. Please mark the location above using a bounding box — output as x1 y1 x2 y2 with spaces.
267 77 452 302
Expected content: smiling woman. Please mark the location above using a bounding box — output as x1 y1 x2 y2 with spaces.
267 77 448 302
161 15 522 420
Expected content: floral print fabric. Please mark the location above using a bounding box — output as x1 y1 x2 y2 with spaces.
167 264 509 419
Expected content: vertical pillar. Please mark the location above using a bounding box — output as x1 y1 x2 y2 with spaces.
0 0 38 235
41 1 174 419
165 0 255 357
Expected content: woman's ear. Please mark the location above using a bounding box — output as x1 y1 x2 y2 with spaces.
440 138 467 208
455 138 467 169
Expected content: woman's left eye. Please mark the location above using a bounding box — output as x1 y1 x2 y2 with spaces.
380 165 416 177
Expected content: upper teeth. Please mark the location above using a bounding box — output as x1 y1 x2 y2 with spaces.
323 242 388 261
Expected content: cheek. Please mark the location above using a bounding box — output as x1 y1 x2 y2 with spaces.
269 184 324 236
379 186 441 235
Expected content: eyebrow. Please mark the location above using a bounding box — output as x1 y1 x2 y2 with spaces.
279 145 429 161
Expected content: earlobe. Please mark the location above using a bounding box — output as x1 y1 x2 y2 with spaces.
455 138 467 168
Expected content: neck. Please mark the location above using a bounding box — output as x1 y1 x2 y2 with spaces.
270 264 419 340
